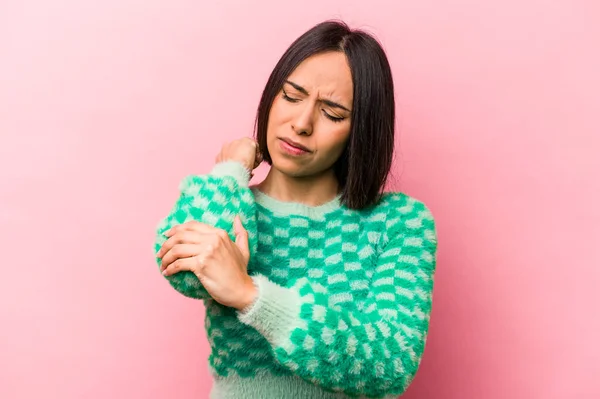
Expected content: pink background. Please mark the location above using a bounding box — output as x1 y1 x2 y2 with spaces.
1 1 599 398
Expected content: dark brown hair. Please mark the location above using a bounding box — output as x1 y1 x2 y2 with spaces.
254 20 395 210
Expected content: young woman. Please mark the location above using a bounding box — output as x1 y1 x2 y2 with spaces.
155 20 438 399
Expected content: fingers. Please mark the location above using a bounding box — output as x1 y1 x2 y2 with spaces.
252 139 263 168
242 137 257 147
158 222 232 273
254 149 263 169
255 142 263 160
160 243 202 272
233 215 243 237
234 216 250 261
157 230 206 258
161 254 204 277
165 221 218 237
217 137 261 171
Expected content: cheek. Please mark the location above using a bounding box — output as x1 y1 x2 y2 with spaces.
267 98 287 134
319 125 351 153
265 100 286 157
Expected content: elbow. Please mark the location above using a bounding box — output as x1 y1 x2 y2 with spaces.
163 271 206 300
366 371 415 398
352 356 420 398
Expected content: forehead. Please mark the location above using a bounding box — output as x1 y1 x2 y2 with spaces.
287 51 353 102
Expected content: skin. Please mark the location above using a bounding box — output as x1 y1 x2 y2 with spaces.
157 51 354 311
258 51 353 205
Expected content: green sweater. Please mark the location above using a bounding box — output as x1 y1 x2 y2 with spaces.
154 162 438 399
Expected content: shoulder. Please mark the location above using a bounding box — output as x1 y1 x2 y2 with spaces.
369 191 435 224
362 191 437 246
350 191 436 231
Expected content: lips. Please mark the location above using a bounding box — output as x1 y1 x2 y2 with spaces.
279 138 311 152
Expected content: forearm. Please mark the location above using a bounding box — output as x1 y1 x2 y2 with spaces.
237 274 433 397
154 161 258 299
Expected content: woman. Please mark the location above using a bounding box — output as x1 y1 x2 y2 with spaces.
155 20 438 399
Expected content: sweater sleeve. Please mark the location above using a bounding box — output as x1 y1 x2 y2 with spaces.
154 161 258 300
237 201 437 398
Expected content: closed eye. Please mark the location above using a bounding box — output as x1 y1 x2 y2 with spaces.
323 110 345 122
283 88 346 123
282 89 300 103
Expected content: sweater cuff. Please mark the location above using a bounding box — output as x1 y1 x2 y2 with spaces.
237 275 302 347
210 161 250 187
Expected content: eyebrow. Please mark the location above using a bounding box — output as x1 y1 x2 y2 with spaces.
284 80 351 112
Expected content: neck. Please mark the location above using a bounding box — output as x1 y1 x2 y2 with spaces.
257 167 340 207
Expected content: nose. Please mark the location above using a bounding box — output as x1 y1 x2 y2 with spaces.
291 102 314 136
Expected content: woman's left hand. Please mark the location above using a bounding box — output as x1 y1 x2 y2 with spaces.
156 217 257 311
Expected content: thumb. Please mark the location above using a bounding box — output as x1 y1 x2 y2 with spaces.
234 216 250 260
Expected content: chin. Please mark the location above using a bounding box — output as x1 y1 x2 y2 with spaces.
271 157 334 180
270 158 307 177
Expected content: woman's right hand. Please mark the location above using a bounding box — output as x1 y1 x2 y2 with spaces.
215 137 263 172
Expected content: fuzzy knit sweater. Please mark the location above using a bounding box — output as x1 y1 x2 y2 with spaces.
154 161 438 399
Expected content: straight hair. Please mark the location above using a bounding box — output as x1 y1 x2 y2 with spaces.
254 20 396 210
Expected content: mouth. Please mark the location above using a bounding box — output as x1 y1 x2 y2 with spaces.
278 137 311 153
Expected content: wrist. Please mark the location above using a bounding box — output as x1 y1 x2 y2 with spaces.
236 276 258 312
210 161 251 186
219 158 251 170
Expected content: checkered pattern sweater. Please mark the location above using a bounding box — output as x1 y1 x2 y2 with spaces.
154 162 438 399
